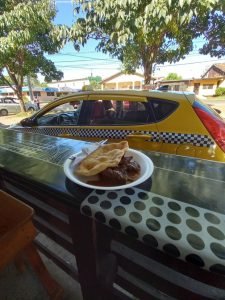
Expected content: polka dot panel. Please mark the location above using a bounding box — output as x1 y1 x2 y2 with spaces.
80 188 225 271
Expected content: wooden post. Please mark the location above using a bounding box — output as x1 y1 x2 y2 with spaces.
68 210 100 300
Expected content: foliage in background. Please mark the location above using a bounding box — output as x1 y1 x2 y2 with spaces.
23 76 48 88
71 0 223 85
88 75 102 90
164 73 182 80
196 0 225 59
0 75 13 86
0 0 67 111
82 84 94 91
215 87 225 96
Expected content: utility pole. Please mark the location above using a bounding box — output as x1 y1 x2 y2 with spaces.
27 75 34 102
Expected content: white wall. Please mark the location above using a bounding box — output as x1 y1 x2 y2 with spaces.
199 84 216 96
105 74 144 84
219 80 225 88
49 79 89 90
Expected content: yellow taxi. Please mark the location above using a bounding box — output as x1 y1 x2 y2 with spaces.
11 90 225 162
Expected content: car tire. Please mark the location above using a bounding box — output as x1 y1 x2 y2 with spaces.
0 109 8 116
27 107 35 112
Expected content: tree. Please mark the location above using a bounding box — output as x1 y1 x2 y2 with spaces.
0 75 13 86
88 76 102 90
0 0 67 112
71 0 222 85
82 84 93 91
23 76 48 88
195 11 225 58
164 73 182 80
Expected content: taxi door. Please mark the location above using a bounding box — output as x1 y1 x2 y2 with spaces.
76 94 162 152
15 94 89 139
150 96 197 156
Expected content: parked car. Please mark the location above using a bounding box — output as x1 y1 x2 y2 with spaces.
10 90 225 162
0 97 37 116
157 85 169 91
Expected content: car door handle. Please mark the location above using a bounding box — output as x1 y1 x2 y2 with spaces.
126 134 152 140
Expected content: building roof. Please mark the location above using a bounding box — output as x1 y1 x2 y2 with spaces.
101 71 145 84
159 76 225 84
214 63 225 73
0 86 59 93
202 63 225 78
159 79 190 83
51 78 88 84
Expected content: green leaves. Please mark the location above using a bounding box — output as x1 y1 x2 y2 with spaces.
88 75 102 89
179 0 184 8
164 72 182 80
0 0 65 111
70 0 223 84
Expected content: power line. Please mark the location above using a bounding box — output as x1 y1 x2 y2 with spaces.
57 65 120 69
53 60 121 64
157 58 225 68
47 52 118 61
46 50 221 63
51 57 225 68
50 51 197 58
56 65 120 69
49 56 200 67
49 53 210 62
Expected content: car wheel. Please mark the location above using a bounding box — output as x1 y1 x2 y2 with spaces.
0 109 8 116
27 107 35 112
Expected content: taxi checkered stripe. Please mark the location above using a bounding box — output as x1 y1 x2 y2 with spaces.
15 127 214 147
160 132 214 147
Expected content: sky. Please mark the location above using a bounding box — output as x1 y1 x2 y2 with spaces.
45 0 121 80
45 0 225 82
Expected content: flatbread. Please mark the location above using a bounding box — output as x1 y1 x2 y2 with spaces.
75 141 129 176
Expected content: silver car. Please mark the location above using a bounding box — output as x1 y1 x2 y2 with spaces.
0 97 37 116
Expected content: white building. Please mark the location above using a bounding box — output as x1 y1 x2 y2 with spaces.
48 78 89 90
158 63 225 96
0 86 75 103
101 72 146 90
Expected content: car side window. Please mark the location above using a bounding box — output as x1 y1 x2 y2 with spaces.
150 98 179 122
81 99 154 126
36 101 82 126
4 99 13 103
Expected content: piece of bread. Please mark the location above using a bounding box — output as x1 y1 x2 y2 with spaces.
75 141 129 176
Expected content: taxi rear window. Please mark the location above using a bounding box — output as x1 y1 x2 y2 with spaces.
150 98 179 122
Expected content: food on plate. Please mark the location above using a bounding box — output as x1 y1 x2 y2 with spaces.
75 141 141 186
75 141 129 176
98 155 141 186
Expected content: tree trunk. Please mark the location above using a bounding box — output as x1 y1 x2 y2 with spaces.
5 65 26 113
9 86 26 112
15 86 26 112
143 61 153 85
141 42 161 87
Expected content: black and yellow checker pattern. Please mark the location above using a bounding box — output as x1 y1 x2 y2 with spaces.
13 127 214 148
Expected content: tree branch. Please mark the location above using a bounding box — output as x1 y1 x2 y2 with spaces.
5 65 19 93
0 75 17 93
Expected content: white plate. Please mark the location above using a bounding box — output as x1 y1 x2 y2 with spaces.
63 148 154 190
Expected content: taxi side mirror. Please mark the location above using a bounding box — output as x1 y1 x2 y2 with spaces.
20 117 36 127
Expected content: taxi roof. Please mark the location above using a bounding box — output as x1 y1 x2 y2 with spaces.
55 90 195 104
